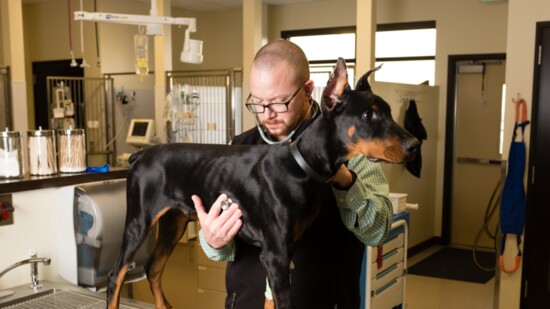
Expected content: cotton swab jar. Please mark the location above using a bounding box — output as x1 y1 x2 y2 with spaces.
27 128 57 176
0 129 24 178
57 128 86 173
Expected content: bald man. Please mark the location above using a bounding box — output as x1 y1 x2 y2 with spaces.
193 40 393 309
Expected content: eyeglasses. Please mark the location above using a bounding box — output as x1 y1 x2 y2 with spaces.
245 85 304 114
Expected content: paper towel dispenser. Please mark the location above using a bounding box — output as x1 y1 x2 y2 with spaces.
57 179 155 290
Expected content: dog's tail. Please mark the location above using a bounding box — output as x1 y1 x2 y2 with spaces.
128 150 144 167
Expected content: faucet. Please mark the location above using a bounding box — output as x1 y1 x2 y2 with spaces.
0 249 51 290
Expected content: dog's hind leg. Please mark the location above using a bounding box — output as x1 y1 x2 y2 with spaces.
146 208 190 309
106 207 163 309
260 245 293 309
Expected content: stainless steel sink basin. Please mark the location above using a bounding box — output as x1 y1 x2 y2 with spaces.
0 281 153 309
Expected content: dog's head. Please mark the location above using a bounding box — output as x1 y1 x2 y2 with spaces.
321 58 419 164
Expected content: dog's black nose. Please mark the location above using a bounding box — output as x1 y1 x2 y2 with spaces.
404 138 420 159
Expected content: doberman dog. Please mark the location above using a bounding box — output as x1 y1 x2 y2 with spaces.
106 58 419 309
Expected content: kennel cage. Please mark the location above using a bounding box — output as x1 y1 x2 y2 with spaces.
166 69 242 144
47 76 116 165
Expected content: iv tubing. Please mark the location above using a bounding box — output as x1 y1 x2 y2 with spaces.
67 0 77 66
93 0 101 67
79 0 90 67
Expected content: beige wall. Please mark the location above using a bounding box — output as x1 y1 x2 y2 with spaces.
0 3 4 64
171 8 242 71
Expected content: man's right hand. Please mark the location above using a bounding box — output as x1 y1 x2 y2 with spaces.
192 194 243 249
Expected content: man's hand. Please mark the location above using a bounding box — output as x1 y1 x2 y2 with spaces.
331 163 354 189
192 194 243 249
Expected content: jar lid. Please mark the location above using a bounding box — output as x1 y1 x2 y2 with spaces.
28 127 55 137
1 128 21 138
57 128 85 135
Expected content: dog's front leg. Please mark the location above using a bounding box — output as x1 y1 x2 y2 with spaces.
260 248 292 309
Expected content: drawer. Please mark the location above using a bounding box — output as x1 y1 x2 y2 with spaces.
380 232 404 254
371 247 404 275
197 288 226 309
372 262 403 291
371 276 404 309
198 265 226 291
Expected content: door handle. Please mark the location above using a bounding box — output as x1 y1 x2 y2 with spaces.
457 157 502 165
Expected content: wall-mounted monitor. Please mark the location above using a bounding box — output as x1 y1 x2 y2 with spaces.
126 118 154 147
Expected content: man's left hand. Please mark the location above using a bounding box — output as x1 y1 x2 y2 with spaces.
331 164 354 188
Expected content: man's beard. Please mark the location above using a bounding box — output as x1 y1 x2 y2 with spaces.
261 119 294 138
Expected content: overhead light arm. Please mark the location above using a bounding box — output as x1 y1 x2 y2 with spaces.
74 5 202 64
74 11 196 34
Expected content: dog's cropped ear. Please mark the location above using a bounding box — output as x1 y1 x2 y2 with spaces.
322 57 350 111
355 64 383 93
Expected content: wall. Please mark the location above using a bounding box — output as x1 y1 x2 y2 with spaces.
0 188 67 289
0 2 4 64
171 8 242 71
373 82 439 248
499 1 550 308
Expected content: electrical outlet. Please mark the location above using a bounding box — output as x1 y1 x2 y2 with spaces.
0 194 14 226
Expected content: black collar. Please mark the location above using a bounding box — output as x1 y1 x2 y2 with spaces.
289 141 331 183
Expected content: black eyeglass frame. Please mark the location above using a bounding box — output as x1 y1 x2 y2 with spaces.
245 84 304 114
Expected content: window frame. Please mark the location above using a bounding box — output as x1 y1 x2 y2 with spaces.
281 21 436 85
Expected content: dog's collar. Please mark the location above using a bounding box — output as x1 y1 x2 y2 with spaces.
289 142 331 183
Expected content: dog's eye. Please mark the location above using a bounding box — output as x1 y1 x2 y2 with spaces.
362 111 374 120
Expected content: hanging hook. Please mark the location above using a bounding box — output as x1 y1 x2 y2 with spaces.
512 92 522 103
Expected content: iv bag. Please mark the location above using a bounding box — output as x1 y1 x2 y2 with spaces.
134 33 149 79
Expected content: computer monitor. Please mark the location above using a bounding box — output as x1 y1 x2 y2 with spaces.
126 118 154 147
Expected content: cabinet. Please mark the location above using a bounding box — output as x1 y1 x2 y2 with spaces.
196 243 227 309
361 212 408 309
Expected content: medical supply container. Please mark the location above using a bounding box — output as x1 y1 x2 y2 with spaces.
0 129 24 178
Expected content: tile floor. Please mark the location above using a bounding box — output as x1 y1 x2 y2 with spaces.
404 246 496 309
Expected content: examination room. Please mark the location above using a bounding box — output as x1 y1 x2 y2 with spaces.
0 0 548 308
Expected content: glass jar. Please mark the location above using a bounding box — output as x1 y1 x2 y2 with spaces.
57 128 86 173
27 128 57 176
0 129 24 178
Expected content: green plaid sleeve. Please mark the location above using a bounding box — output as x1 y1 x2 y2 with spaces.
332 155 393 246
198 229 236 261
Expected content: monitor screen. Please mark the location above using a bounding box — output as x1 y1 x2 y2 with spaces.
126 118 154 147
131 121 149 137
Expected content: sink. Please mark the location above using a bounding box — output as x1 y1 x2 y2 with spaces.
0 281 153 309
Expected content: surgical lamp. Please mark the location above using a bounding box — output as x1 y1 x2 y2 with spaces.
74 1 203 64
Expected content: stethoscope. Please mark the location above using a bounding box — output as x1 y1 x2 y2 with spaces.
256 97 318 145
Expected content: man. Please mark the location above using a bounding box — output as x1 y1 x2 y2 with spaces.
192 39 393 308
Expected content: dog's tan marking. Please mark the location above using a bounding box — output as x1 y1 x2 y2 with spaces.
149 254 172 309
150 206 172 229
264 298 275 309
148 208 189 309
347 136 407 163
347 125 356 140
108 263 129 309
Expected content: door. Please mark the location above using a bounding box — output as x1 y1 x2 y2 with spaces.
451 59 506 248
443 55 507 249
521 21 550 309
